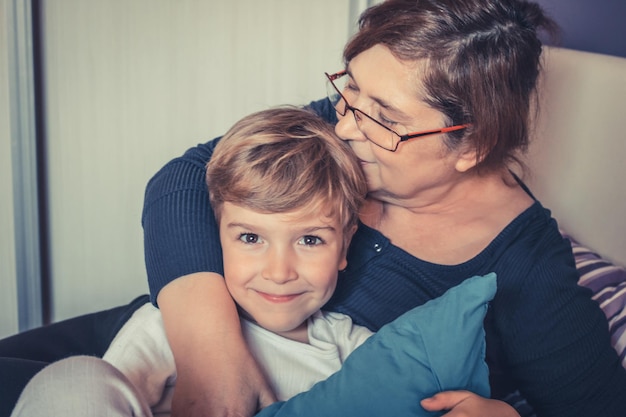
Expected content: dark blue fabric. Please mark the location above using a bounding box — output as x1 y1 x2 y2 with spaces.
0 358 47 417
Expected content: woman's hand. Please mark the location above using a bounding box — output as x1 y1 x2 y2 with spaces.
159 272 277 417
421 390 520 417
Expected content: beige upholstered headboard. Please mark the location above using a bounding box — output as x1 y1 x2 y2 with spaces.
526 47 626 267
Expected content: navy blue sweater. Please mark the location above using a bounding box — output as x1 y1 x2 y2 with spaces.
142 99 626 417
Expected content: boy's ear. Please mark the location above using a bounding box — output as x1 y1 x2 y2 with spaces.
339 224 358 272
339 258 348 272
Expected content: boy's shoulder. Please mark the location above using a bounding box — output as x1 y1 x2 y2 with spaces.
308 311 373 360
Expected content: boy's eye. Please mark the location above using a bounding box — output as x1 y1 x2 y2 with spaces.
239 233 261 244
298 235 324 246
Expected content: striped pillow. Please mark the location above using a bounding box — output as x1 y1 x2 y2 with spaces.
564 233 626 368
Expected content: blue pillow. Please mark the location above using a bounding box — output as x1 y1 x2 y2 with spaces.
256 273 496 417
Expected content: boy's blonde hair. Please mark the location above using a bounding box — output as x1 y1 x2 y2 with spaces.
207 107 366 243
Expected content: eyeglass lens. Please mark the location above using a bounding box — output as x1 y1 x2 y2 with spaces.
326 73 400 151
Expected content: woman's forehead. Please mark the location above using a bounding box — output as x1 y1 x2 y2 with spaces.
347 45 439 123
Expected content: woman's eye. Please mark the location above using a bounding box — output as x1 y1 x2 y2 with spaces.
298 235 324 246
344 80 359 94
239 233 261 244
378 114 398 128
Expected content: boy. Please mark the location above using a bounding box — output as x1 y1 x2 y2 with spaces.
11 107 499 417
12 107 372 415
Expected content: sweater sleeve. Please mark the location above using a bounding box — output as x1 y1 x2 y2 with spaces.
142 138 223 305
496 228 626 417
142 98 335 305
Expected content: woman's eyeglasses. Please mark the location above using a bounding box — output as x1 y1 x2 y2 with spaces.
325 70 470 152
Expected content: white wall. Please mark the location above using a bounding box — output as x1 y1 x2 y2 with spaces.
39 0 355 322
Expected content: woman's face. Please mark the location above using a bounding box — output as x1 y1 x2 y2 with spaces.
335 44 470 208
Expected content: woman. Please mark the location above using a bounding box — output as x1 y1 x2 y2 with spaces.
144 1 626 417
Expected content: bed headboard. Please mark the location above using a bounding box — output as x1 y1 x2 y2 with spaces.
526 47 626 267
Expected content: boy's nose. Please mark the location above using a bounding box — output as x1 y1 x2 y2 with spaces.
262 247 297 284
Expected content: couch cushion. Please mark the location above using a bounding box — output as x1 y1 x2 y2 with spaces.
565 233 626 367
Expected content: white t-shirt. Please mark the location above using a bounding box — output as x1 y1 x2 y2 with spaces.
103 303 373 415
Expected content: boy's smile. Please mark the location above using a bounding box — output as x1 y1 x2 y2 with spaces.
219 202 349 342
256 292 303 303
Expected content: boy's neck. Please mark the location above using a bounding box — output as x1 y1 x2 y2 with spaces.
238 307 310 343
274 324 309 343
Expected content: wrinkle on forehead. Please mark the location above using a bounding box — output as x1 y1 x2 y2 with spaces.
348 45 431 119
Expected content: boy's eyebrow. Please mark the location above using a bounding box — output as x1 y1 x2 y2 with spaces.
299 225 338 233
225 222 337 233
224 222 261 231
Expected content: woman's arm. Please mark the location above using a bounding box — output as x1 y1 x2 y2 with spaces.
158 272 276 417
498 231 626 417
142 138 223 303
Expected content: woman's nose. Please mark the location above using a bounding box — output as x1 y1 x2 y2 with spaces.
335 109 367 143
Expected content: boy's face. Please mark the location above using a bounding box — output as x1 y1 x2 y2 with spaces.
219 202 349 341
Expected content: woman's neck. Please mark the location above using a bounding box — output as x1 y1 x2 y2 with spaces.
360 171 533 265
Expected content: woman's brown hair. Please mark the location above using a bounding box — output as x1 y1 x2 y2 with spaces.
345 0 558 173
